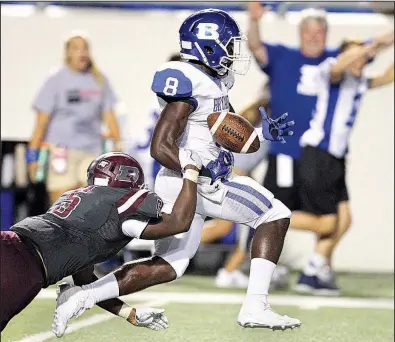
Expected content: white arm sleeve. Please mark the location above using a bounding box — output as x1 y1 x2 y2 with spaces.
121 219 150 239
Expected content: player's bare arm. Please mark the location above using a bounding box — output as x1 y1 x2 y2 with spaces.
140 164 200 239
150 101 193 172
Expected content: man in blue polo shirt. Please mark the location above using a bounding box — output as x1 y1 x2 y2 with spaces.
247 4 343 292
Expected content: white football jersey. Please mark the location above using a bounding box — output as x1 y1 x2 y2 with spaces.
151 61 231 163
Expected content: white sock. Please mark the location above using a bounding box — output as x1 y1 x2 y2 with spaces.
246 258 276 298
81 273 120 304
304 253 328 276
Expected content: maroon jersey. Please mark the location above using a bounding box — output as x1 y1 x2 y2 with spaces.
12 185 163 286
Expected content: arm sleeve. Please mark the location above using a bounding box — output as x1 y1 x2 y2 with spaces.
32 73 58 114
102 77 117 112
151 68 197 110
259 43 287 75
121 219 149 239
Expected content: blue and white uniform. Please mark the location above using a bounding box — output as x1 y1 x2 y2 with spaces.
298 57 370 215
151 61 290 278
301 57 369 158
152 61 230 164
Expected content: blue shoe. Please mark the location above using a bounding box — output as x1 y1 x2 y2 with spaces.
314 268 341 296
293 272 317 294
293 272 341 296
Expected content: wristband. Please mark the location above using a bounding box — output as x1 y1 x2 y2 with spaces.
183 169 199 183
118 303 134 320
26 149 39 164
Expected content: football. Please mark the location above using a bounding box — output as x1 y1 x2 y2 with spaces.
207 112 260 153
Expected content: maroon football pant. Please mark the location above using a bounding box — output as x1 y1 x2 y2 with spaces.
0 231 45 331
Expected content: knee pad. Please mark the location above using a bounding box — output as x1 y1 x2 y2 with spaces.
168 258 190 279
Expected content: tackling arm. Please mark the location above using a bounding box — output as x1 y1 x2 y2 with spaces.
121 149 202 240
140 165 198 239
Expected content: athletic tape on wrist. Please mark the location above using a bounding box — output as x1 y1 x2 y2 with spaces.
26 149 39 164
183 169 199 183
118 303 133 320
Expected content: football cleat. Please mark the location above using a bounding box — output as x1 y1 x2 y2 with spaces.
237 296 301 330
52 283 95 338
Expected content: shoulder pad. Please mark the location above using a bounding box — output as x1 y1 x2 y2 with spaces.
151 65 193 99
136 192 164 219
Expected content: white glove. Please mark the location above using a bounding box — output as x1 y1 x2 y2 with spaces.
133 307 169 331
179 148 202 171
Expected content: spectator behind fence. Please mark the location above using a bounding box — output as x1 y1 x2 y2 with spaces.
28 31 121 204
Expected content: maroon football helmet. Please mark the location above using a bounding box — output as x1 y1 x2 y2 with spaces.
87 152 145 189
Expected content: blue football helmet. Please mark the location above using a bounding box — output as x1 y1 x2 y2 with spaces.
179 9 251 76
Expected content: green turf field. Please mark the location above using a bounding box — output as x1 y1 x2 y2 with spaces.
2 273 394 342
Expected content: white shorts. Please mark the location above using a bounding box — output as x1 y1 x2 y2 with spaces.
153 168 291 277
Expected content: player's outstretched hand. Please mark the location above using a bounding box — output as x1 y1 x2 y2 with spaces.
260 107 294 144
179 148 203 171
131 307 169 331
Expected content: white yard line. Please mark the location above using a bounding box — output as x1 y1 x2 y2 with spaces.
15 299 168 342
37 289 394 310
